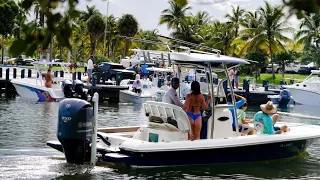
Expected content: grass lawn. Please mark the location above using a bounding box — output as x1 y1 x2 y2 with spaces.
23 65 85 72
217 73 308 85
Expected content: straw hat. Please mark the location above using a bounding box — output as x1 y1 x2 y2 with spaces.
260 101 277 114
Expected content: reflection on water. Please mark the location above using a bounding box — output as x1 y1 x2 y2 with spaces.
1 97 320 179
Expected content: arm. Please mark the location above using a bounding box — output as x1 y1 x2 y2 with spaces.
170 90 184 108
201 95 211 111
235 94 247 103
183 94 190 111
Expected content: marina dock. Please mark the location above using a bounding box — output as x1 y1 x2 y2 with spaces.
0 66 129 102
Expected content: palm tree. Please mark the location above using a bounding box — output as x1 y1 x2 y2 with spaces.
193 11 211 27
80 5 100 22
106 15 118 57
136 29 160 50
210 22 235 55
159 0 191 30
87 14 106 55
13 2 30 38
118 14 139 57
33 1 45 27
295 13 320 50
239 2 294 79
170 17 203 44
225 5 245 56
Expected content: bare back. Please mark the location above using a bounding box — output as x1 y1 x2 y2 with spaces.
184 93 208 114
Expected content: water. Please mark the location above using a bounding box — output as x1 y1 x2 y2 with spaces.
1 97 320 180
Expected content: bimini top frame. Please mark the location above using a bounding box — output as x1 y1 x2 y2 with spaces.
32 61 72 87
169 51 250 137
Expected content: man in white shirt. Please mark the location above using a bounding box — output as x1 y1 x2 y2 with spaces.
132 74 142 94
162 78 184 108
87 55 94 84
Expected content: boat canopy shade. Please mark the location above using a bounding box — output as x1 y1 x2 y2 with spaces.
146 67 173 72
33 61 71 66
311 70 320 75
170 52 250 68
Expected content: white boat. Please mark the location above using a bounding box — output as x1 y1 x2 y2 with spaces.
11 61 73 102
283 70 320 105
119 79 158 104
119 67 173 104
47 50 320 168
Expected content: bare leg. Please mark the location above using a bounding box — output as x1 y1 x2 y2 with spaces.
272 114 279 126
193 117 202 140
188 117 194 140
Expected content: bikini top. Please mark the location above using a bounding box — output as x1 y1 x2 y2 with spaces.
189 94 201 113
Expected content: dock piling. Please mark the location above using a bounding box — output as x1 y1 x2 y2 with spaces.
13 68 17 79
262 80 269 91
28 69 32 78
77 72 81 80
72 72 76 80
21 69 25 78
0 68 2 78
5 68 9 81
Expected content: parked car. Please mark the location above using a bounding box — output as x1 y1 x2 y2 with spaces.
266 62 301 74
16 55 36 66
297 66 319 74
94 62 136 81
52 59 64 66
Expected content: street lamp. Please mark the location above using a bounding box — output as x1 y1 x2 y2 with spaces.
103 0 109 57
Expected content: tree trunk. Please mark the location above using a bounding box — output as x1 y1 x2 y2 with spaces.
49 35 53 62
91 39 96 56
123 39 129 57
1 35 4 64
59 45 63 60
232 29 238 56
282 60 285 80
268 36 275 80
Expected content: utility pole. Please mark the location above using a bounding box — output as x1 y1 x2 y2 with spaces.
103 0 109 57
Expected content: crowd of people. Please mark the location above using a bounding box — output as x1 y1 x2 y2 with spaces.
161 77 289 141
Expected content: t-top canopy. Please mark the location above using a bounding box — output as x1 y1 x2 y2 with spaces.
146 67 173 72
169 52 250 68
32 61 71 66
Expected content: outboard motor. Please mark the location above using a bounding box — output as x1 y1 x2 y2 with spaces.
278 89 292 108
74 80 87 100
62 80 73 98
57 99 93 164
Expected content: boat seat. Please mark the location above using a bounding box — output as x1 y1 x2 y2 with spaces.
253 121 264 134
149 115 165 124
167 117 178 128
207 106 234 139
143 101 191 133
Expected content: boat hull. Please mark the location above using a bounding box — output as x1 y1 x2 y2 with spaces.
284 87 320 105
12 83 58 102
105 138 317 167
119 90 153 104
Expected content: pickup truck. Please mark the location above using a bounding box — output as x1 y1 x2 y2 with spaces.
16 55 36 66
266 62 301 74
94 62 136 81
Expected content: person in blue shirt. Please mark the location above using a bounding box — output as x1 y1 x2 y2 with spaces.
227 93 253 135
252 101 289 134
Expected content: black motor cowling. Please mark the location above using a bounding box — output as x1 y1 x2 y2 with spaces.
62 80 73 98
74 80 87 100
57 98 93 164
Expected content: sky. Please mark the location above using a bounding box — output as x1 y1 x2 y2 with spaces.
73 0 301 38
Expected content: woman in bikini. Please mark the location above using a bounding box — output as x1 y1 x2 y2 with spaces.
184 81 211 140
